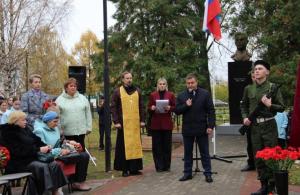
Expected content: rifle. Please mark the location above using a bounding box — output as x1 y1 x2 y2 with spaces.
239 84 281 135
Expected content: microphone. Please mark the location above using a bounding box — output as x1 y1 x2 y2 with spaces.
188 88 194 100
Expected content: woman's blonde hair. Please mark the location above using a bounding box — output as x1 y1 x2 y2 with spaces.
8 111 26 124
156 77 168 91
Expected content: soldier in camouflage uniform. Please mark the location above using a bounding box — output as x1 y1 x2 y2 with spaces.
240 60 285 195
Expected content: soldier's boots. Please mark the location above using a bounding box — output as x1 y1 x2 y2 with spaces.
268 181 275 194
251 181 268 195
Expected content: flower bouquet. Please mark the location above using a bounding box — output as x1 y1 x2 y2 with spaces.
0 146 10 168
256 146 300 195
255 146 300 171
62 140 83 153
42 99 57 114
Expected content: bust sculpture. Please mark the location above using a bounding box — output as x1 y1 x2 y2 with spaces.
231 32 252 62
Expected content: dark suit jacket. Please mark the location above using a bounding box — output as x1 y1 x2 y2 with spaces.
175 87 216 136
148 91 176 130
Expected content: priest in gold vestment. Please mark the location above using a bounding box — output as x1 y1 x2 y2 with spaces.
111 71 145 177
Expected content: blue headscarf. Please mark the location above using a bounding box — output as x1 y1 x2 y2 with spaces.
42 111 58 123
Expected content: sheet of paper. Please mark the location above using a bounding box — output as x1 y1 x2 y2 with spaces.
155 99 169 113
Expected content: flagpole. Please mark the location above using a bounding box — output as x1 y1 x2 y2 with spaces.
202 0 208 32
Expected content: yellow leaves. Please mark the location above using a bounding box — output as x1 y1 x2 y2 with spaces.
71 30 103 95
72 30 102 65
24 27 71 95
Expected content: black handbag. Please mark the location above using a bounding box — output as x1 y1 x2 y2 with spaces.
37 152 54 163
36 139 61 163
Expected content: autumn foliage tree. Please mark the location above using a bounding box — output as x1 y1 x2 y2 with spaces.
72 30 103 96
25 26 72 95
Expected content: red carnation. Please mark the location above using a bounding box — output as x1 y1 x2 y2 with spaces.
255 145 300 171
0 146 10 168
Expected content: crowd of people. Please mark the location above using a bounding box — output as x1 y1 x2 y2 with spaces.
107 71 216 182
0 59 290 195
0 75 91 195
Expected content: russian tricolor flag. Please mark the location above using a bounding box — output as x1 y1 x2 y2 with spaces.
202 0 222 40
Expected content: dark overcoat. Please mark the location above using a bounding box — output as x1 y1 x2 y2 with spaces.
175 87 216 136
0 124 46 173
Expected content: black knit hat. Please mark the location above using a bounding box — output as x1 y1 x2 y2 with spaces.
254 60 270 70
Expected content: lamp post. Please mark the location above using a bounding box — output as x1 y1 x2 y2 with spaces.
103 0 111 172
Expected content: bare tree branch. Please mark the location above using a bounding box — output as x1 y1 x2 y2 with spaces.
0 0 71 97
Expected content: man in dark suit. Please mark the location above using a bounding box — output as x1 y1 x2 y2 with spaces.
175 73 216 183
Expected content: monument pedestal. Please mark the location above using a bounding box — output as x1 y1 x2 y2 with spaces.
228 61 252 124
216 123 242 135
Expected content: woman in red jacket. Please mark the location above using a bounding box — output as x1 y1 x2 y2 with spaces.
148 78 176 172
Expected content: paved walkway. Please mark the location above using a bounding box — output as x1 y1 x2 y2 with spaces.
78 135 300 195
12 135 299 195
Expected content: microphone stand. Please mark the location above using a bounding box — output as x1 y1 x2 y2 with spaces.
190 139 218 175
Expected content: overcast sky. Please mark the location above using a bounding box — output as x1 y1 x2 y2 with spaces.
61 0 116 53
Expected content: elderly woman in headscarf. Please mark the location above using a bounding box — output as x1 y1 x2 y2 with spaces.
33 111 91 191
0 111 67 195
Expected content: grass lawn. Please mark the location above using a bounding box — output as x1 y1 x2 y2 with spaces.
289 163 300 185
84 117 153 180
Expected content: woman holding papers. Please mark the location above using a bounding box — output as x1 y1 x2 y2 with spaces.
148 78 176 172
